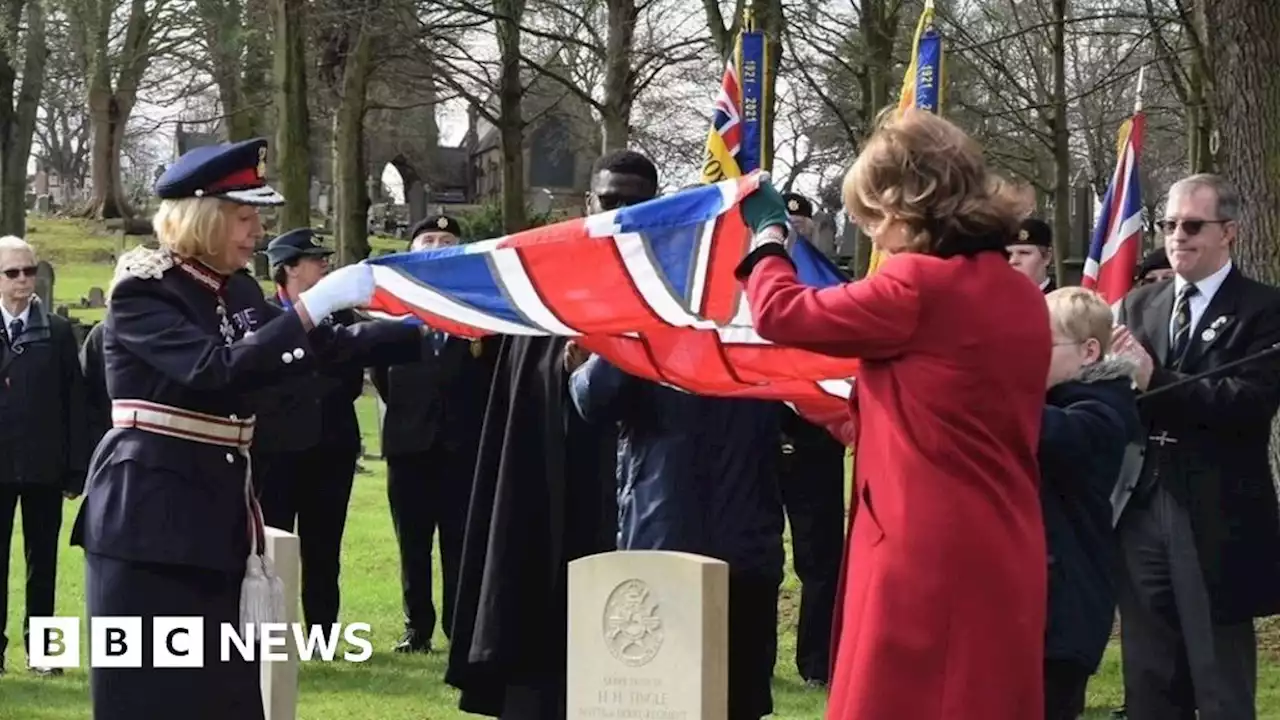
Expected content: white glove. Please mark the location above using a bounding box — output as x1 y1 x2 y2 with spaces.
297 263 375 321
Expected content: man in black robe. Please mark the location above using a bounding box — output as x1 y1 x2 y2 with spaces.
445 150 659 718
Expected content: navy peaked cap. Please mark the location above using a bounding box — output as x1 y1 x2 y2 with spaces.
155 137 284 206
266 228 333 267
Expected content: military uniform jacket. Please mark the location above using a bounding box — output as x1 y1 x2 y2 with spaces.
371 334 497 457
251 302 420 455
70 248 422 573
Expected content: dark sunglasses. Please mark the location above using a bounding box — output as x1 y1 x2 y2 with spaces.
1155 218 1230 236
592 193 648 211
1 265 36 279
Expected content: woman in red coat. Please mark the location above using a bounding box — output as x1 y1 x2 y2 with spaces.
737 110 1052 719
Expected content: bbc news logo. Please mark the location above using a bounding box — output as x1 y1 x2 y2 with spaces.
29 618 373 668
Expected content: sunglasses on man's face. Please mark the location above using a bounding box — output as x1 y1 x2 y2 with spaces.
1155 218 1230 236
1 265 36 279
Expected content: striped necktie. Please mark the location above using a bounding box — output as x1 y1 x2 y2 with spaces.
1169 283 1199 367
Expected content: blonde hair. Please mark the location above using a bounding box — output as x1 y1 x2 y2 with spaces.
152 198 231 259
1046 287 1113 353
843 109 1030 256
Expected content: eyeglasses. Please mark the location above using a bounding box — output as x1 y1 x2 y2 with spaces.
592 193 647 211
1 265 36 279
1155 219 1230 236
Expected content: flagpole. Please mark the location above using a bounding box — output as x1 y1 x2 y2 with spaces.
1134 65 1146 114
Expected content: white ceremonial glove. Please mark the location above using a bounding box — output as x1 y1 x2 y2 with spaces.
297 262 375 321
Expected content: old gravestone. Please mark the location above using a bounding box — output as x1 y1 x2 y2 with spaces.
34 260 54 309
567 551 728 720
86 287 106 308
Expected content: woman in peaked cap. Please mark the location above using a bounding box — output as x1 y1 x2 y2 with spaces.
71 138 422 719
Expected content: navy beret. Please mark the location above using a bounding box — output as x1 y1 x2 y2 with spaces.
266 228 333 267
1136 247 1170 279
409 214 462 241
1012 217 1052 248
155 137 284 206
782 192 814 218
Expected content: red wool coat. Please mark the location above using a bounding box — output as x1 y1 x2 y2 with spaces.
744 248 1051 720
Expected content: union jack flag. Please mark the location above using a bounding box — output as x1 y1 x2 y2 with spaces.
1082 111 1146 305
364 174 856 431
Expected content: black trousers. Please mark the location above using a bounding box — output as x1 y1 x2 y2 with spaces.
253 446 358 629
0 483 63 660
729 571 782 720
1044 659 1090 720
386 448 470 639
1117 486 1257 720
778 439 845 682
85 552 263 720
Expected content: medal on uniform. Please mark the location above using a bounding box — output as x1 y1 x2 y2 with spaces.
217 302 235 346
470 339 482 358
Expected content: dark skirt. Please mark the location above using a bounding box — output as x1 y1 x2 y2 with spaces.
85 552 264 720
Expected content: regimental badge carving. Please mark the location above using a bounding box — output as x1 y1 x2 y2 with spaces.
602 579 663 667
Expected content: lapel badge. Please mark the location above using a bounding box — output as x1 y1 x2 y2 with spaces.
470 339 483 358
1201 328 1216 342
1210 315 1229 330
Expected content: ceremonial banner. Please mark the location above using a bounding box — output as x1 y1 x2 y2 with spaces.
866 0 945 276
699 26 768 183
1082 106 1147 306
364 176 857 430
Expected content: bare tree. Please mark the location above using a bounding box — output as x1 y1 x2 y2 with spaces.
0 0 47 235
34 8 89 192
68 0 183 219
273 0 310 230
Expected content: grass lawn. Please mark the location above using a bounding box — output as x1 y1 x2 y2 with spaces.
2 219 1280 718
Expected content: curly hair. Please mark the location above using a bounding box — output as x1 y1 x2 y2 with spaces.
842 108 1030 258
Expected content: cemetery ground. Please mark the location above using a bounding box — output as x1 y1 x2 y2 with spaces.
1 219 1278 718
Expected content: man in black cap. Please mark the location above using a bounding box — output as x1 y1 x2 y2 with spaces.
1008 217 1055 293
1134 246 1174 288
372 212 497 654
408 214 463 250
783 191 836 260
251 227 421 631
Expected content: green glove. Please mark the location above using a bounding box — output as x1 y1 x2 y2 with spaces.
741 181 790 236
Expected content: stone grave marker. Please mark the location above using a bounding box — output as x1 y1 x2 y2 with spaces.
567 551 729 720
34 260 54 309
86 286 106 308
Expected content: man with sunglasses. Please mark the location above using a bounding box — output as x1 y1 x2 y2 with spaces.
1110 174 1280 720
0 236 88 677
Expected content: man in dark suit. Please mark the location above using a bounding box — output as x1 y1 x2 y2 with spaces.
252 228 421 631
1008 217 1055 293
372 214 497 654
1111 173 1280 720
0 236 88 677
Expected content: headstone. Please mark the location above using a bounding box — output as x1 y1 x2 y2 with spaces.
34 169 49 195
318 193 330 218
86 287 106 308
567 551 729 720
260 527 300 720
35 194 51 213
35 260 54 309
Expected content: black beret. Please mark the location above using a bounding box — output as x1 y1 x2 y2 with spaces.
265 228 333 267
409 214 462 242
1012 218 1052 248
1135 247 1170 279
782 192 814 218
154 137 284 206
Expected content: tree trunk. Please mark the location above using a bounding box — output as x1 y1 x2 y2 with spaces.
851 0 900 278
600 0 636 152
1050 0 1071 285
0 0 46 236
332 16 372 265
1205 0 1280 475
83 87 134 219
273 0 310 230
1186 57 1214 174
496 0 526 233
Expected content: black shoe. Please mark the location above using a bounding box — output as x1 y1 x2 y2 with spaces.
392 629 431 654
1110 705 1126 719
803 678 828 689
28 665 63 677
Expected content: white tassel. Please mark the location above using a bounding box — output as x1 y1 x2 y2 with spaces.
240 553 286 633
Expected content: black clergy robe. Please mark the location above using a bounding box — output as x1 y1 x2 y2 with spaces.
445 335 617 719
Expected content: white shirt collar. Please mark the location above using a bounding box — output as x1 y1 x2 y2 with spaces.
1038 276 1051 291
1 300 31 330
1175 258 1233 303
